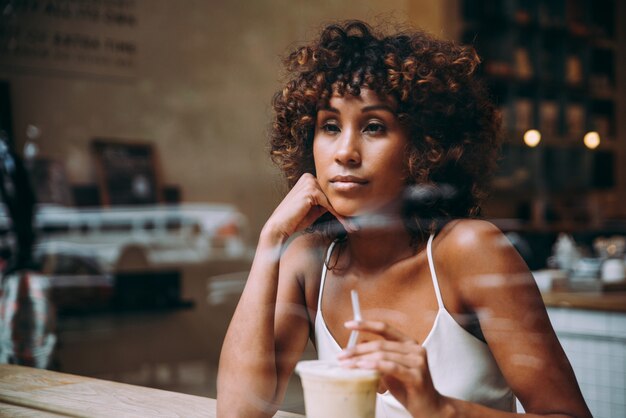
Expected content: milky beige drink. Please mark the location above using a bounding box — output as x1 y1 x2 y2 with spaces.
295 360 379 418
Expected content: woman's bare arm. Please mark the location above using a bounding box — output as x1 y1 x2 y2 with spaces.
439 220 592 418
217 173 343 417
216 231 312 417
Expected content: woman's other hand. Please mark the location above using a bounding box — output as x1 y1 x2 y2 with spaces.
338 320 455 418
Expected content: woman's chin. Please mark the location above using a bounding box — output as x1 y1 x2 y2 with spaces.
331 201 380 219
331 204 363 219
330 199 403 223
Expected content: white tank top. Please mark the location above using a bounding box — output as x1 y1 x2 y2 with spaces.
314 234 516 417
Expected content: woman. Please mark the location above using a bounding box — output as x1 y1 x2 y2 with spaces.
217 20 591 418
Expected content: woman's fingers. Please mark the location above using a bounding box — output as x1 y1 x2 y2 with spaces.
340 345 426 369
339 339 431 392
307 184 358 233
360 357 415 377
293 189 328 228
266 172 358 241
339 338 422 356
268 174 330 236
339 320 429 381
338 339 426 367
292 174 358 233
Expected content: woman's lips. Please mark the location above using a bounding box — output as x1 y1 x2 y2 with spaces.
329 175 368 192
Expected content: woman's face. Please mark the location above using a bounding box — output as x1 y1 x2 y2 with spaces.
313 88 409 217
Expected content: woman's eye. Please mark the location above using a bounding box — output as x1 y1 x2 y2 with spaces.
364 122 386 134
322 123 340 133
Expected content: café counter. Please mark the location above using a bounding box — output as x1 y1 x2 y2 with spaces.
542 290 626 312
0 364 303 418
540 290 626 417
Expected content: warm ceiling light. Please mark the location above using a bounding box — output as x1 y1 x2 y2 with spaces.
523 129 541 147
583 131 600 149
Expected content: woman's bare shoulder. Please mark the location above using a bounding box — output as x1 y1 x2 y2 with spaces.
435 219 529 290
437 218 510 257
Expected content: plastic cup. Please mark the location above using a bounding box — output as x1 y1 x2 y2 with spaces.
295 360 379 418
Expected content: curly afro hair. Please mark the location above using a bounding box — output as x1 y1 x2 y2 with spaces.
270 20 501 241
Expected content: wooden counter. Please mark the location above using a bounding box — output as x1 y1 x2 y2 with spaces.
542 291 626 312
0 364 303 418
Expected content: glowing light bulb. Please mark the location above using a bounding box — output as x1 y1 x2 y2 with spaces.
583 131 600 149
523 129 541 147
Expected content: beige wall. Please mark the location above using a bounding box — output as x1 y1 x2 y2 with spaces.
1 0 458 236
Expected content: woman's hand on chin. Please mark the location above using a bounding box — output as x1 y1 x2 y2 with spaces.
262 173 356 243
338 320 456 418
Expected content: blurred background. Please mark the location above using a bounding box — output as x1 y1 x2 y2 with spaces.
0 0 624 417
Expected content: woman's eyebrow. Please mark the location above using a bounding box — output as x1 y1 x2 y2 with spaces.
318 104 396 114
361 104 395 113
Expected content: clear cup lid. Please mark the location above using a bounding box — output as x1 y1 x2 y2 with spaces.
295 360 379 380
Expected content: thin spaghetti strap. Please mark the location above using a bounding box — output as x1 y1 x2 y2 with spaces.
426 233 444 310
317 240 338 311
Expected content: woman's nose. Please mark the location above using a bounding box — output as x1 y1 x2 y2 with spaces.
334 129 361 167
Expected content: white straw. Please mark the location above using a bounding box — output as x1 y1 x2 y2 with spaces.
346 290 361 349
351 289 362 320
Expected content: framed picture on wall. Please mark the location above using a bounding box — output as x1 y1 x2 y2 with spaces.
91 139 162 206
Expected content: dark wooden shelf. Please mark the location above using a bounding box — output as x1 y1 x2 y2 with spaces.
461 0 623 224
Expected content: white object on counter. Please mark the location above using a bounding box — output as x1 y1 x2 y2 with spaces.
553 233 580 272
571 258 602 280
601 258 625 283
